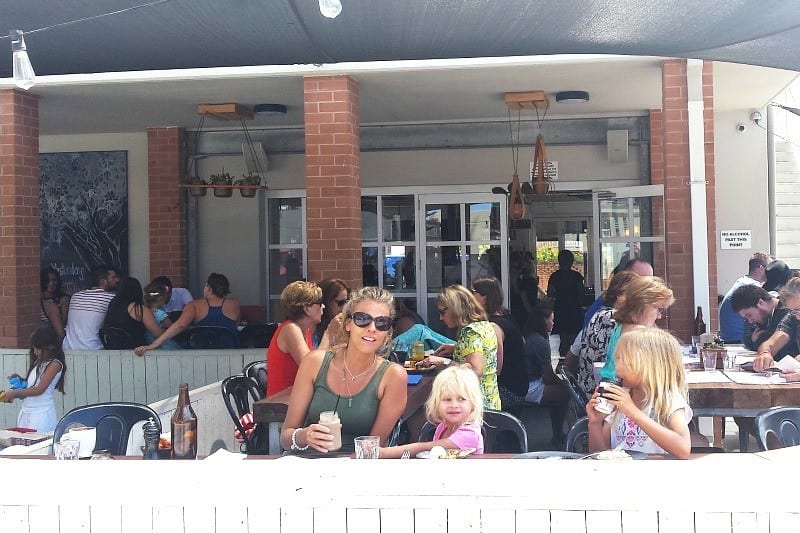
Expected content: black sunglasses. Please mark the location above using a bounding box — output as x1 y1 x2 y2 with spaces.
350 311 393 331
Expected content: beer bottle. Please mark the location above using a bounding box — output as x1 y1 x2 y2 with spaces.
171 383 198 459
694 306 706 336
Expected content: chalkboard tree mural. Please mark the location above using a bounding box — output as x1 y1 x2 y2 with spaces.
39 151 128 294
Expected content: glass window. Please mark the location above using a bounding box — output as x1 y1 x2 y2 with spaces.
268 249 304 294
382 195 415 242
361 196 378 242
383 244 416 290
425 204 461 242
599 198 630 238
268 197 303 244
466 202 500 241
362 247 379 286
267 197 306 322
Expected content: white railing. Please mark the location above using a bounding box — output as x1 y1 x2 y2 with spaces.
0 348 264 429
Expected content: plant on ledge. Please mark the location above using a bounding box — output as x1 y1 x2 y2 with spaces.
234 172 262 198
185 176 207 197
208 170 234 197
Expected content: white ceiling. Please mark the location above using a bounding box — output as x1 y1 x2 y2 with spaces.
29 55 797 136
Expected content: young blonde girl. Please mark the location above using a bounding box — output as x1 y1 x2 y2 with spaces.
380 366 485 458
587 327 692 458
1 326 66 433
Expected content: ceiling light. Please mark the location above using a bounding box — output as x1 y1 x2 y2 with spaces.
10 30 35 90
319 0 342 18
253 104 288 115
555 90 589 104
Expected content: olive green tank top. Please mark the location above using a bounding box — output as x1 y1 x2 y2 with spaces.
305 350 390 454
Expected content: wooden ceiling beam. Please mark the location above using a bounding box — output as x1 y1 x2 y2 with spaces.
504 91 549 112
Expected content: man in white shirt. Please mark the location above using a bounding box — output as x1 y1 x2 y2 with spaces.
718 252 769 343
62 265 120 350
151 276 193 314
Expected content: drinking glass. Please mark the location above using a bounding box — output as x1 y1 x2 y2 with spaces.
354 436 380 459
702 350 717 372
690 336 701 355
723 351 737 371
54 438 80 460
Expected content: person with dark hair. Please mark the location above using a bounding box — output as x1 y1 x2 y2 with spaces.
62 264 119 350
1 327 67 433
471 277 528 411
102 277 164 348
313 278 351 349
546 250 585 357
732 283 796 371
40 267 70 339
134 273 240 355
582 259 653 328
719 252 770 343
763 259 794 293
522 305 570 446
150 275 194 314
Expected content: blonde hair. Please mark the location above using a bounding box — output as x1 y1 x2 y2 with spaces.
281 281 323 321
613 276 675 324
613 328 688 426
424 366 484 427
339 286 396 350
437 284 488 329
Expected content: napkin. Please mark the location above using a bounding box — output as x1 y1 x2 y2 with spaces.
775 355 800 372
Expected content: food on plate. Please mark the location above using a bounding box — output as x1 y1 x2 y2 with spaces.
596 449 632 461
428 445 447 459
158 436 171 449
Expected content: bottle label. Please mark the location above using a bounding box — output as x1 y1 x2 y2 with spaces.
171 420 198 459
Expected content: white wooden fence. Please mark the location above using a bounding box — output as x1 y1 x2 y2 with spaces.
0 348 264 429
2 450 800 532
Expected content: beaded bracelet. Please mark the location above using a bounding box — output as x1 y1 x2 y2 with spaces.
291 427 309 451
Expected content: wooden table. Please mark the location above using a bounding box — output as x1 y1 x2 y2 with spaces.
688 370 800 449
253 371 437 454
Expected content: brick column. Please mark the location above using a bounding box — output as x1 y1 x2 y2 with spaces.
661 59 718 341
649 109 667 279
0 89 40 347
147 127 187 285
303 76 362 289
662 59 694 341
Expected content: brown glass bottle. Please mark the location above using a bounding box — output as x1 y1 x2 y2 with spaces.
693 306 706 336
171 383 198 459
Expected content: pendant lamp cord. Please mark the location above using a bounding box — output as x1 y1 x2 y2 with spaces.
507 107 521 177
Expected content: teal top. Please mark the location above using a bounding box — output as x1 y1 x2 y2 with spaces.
599 323 622 381
303 350 390 455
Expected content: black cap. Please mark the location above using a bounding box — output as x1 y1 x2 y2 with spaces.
763 260 792 292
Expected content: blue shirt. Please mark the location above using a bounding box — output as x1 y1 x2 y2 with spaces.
719 276 761 343
583 294 605 328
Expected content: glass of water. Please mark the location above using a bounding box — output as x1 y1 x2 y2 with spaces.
54 438 80 460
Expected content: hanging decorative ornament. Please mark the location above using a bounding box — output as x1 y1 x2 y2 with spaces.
532 134 550 196
505 107 526 221
504 91 550 203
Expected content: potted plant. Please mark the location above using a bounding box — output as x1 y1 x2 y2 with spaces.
185 176 207 197
234 172 262 198
208 170 234 198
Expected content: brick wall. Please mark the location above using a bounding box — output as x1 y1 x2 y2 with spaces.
0 89 40 347
703 61 719 331
303 76 362 289
147 127 186 286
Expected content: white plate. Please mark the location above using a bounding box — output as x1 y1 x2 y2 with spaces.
416 450 430 459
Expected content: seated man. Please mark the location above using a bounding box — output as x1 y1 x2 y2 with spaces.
151 276 193 314
719 252 769 343
731 284 798 371
63 265 120 350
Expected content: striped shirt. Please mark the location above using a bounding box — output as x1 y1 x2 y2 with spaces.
63 288 115 350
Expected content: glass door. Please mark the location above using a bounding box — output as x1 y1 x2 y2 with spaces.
418 193 507 330
592 185 665 295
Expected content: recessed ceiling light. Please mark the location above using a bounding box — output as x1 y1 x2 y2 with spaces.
555 91 589 104
253 104 288 115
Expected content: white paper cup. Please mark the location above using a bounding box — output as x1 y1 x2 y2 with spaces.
67 426 97 458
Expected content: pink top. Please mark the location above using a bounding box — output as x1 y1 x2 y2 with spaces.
433 422 484 454
266 321 312 397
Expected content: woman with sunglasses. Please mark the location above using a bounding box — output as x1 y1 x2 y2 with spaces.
267 281 324 396
426 284 501 409
280 286 407 455
593 276 675 393
313 278 351 349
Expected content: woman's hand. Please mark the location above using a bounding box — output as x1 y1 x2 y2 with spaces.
781 370 800 383
433 344 454 358
7 373 22 381
302 423 335 453
134 344 155 357
424 355 450 369
1 390 16 403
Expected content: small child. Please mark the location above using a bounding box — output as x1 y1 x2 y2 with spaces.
143 282 181 349
380 365 484 458
587 327 692 458
1 326 66 433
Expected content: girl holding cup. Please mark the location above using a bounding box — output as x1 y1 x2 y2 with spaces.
380 365 484 458
587 328 692 458
1 327 66 433
280 287 407 455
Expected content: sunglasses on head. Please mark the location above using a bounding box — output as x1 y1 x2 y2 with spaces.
350 311 393 331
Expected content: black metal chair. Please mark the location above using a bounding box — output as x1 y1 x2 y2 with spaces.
239 322 279 348
555 362 589 419
388 418 410 446
565 416 589 453
418 420 437 442
482 409 528 454
754 406 800 451
54 402 161 456
243 360 267 399
99 326 137 350
188 326 239 349
221 375 263 453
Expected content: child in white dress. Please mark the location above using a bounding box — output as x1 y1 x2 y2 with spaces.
1 327 66 433
586 327 692 458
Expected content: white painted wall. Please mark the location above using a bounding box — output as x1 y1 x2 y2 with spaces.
39 133 150 282
713 110 771 293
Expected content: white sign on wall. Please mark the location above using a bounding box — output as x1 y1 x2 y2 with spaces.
720 230 752 250
530 160 558 181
